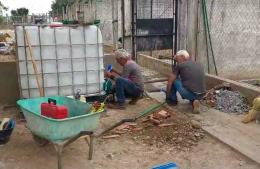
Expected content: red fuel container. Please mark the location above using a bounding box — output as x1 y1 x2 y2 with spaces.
41 102 54 117
52 105 68 119
41 99 68 119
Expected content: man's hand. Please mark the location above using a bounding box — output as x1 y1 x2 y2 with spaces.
104 71 114 78
111 68 121 76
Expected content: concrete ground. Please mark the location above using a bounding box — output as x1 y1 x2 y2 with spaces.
1 98 260 169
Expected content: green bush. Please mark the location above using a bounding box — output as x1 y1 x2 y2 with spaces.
0 16 4 24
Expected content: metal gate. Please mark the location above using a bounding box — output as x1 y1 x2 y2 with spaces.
131 0 178 61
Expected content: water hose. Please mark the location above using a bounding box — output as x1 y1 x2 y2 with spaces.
201 0 218 75
201 0 210 74
98 102 166 136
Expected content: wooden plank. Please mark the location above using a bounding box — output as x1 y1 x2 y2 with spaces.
199 107 260 164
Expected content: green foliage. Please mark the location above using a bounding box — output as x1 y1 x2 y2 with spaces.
0 16 4 24
0 1 8 10
0 1 8 15
11 8 29 16
11 10 17 16
51 0 76 17
17 8 29 16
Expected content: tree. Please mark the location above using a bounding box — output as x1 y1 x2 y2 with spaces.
17 8 29 16
11 10 17 16
11 8 29 16
0 16 4 24
51 0 70 18
0 1 8 24
0 1 8 17
11 8 29 23
0 1 8 11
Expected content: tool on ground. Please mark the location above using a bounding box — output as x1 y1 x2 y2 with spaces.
99 102 166 136
151 162 179 169
24 30 44 96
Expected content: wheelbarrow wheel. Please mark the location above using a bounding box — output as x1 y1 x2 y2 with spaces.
32 134 49 146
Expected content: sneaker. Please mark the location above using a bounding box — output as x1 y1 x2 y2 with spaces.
192 100 200 114
107 102 126 110
104 94 115 104
166 98 178 106
129 97 140 105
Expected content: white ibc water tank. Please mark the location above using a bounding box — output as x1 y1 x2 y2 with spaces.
16 25 104 98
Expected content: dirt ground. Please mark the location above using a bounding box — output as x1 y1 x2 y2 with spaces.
0 99 259 169
0 55 16 62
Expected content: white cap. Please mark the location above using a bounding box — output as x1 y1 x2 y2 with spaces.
174 50 190 60
114 49 131 59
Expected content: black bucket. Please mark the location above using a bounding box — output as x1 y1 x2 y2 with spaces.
0 128 14 144
0 120 15 145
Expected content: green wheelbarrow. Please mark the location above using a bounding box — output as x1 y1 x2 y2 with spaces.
17 96 103 169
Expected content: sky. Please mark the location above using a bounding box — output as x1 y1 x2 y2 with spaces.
1 0 53 15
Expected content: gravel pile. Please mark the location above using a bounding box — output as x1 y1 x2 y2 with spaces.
216 89 250 114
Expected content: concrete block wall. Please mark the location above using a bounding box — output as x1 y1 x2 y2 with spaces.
192 0 260 80
69 0 260 80
138 54 172 76
0 62 19 106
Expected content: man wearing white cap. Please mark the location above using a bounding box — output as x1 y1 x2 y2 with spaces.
104 49 144 109
166 50 206 113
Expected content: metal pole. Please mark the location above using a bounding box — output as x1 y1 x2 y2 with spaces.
131 0 136 61
83 26 88 95
53 28 60 95
194 0 200 61
150 0 153 57
88 134 94 160
121 0 125 48
96 26 101 95
174 0 178 54
22 26 31 98
38 26 45 96
14 26 23 98
112 0 115 48
112 0 118 49
68 27 75 95
54 144 63 169
115 0 119 49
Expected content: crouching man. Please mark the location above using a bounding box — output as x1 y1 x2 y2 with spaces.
166 50 206 113
105 49 144 109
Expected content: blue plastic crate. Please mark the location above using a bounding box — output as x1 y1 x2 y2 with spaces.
151 162 178 169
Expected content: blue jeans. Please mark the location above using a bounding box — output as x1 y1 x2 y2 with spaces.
115 77 141 103
170 79 200 102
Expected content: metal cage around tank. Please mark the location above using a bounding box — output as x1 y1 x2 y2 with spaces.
15 25 105 98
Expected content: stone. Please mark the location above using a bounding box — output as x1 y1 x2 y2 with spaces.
191 120 201 129
194 133 200 137
106 153 114 160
